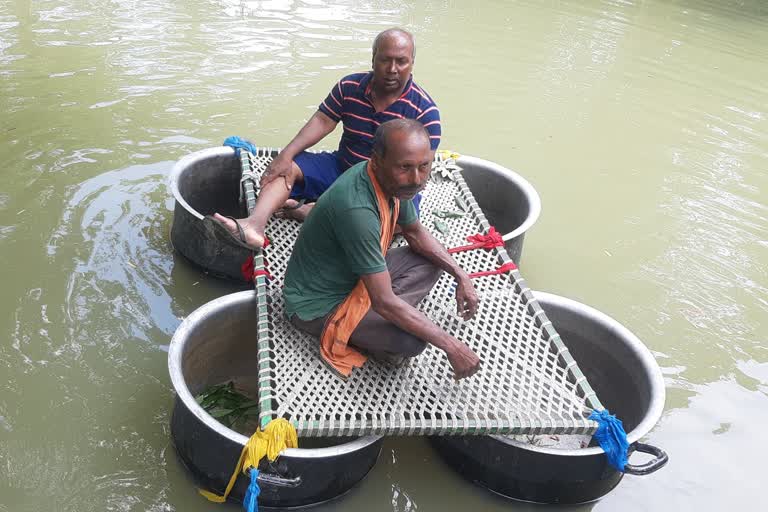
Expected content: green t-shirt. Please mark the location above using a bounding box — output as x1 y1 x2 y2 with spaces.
283 161 417 321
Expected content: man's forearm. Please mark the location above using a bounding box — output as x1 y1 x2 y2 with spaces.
371 294 458 352
279 111 337 160
403 224 469 281
360 255 480 378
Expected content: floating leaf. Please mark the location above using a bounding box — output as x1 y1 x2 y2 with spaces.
438 166 455 181
236 400 259 409
195 381 261 428
208 407 235 418
432 210 464 219
455 194 469 213
218 397 244 409
198 396 217 408
430 159 459 183
434 219 450 235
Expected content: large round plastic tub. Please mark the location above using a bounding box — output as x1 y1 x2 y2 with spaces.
168 147 541 280
168 290 383 508
430 291 667 504
169 147 248 281
454 155 540 263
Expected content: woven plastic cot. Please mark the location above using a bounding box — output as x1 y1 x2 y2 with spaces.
240 149 602 438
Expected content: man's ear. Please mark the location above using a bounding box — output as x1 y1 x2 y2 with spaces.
371 150 387 176
370 153 379 172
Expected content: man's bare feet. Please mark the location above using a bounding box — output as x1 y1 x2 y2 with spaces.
370 351 407 367
275 199 314 222
212 213 265 249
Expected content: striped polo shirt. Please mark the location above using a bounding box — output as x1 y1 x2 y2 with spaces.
318 72 441 169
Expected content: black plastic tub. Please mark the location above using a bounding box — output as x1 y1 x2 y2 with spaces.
430 291 668 504
168 290 383 508
168 147 542 280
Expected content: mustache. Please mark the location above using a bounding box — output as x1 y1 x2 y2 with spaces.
397 186 423 196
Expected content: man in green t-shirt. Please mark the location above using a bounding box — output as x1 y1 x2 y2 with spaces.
284 119 481 380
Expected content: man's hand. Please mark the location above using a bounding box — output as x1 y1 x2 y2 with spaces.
260 154 294 190
455 277 479 320
401 221 480 321
259 110 338 190
446 341 481 380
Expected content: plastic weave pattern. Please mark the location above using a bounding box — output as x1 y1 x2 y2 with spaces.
241 148 602 437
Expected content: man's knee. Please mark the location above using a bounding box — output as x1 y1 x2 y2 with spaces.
425 262 442 286
397 335 427 358
289 314 325 338
290 161 304 186
412 256 443 288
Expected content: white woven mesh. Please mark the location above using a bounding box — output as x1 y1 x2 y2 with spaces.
242 149 600 437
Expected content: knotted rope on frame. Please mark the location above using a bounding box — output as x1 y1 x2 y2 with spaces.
199 418 298 511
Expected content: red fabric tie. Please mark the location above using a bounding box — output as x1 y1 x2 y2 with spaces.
240 248 272 283
468 261 517 279
445 227 515 278
448 226 504 254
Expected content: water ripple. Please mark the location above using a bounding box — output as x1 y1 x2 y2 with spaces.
1 1 767 511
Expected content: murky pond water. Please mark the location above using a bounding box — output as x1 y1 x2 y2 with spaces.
1 0 766 510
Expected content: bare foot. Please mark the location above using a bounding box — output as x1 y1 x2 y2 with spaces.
370 351 407 367
275 199 314 222
212 213 265 249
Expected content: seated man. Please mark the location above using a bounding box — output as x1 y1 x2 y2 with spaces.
214 27 441 249
284 119 481 380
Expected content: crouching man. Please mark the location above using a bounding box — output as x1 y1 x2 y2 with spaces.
283 118 481 380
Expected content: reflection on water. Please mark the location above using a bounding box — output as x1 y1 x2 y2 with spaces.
632 77 768 385
0 0 767 510
599 378 768 510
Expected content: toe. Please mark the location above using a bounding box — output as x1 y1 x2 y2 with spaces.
244 230 265 249
212 213 237 235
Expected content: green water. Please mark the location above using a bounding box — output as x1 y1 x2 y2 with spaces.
1 0 766 510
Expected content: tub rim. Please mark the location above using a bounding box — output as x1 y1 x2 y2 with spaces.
455 154 542 242
168 145 236 221
168 290 382 458
169 148 541 243
488 290 666 457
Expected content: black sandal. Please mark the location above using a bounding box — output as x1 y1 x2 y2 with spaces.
203 215 259 251
282 198 307 211
224 215 246 243
275 199 311 220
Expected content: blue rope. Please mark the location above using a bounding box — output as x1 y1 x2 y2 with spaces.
224 136 258 157
589 409 629 472
243 468 260 512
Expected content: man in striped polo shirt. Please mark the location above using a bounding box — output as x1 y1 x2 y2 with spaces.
214 27 441 249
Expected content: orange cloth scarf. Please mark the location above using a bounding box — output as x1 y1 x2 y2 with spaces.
319 163 399 378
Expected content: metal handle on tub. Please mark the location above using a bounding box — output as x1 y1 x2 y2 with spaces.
248 467 302 488
623 442 668 476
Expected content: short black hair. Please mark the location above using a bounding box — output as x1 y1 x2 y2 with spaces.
371 119 429 159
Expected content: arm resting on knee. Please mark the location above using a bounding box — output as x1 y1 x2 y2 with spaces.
361 270 481 379
400 220 479 320
263 111 339 187
401 220 468 281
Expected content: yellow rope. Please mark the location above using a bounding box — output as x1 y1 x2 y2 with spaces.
198 418 299 503
437 149 461 160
